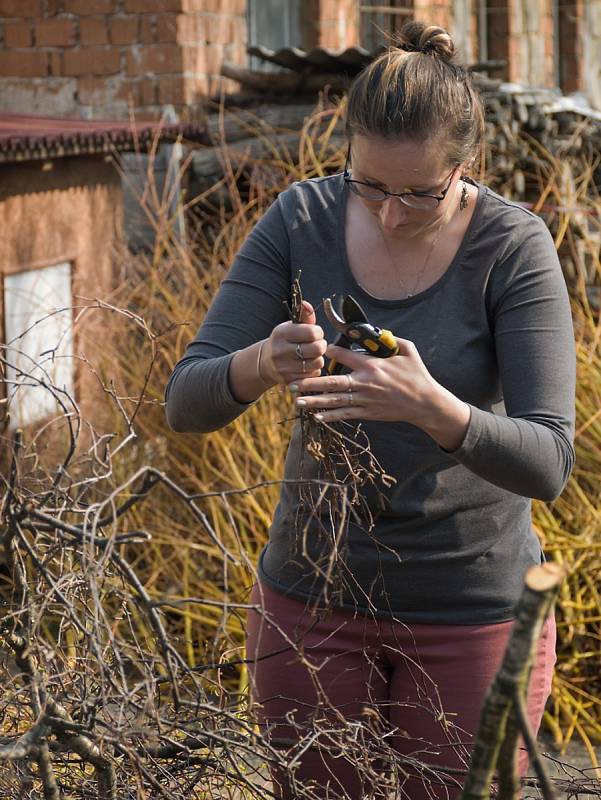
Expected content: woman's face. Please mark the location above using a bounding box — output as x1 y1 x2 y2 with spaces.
348 135 464 240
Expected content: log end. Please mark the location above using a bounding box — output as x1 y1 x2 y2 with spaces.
525 562 565 593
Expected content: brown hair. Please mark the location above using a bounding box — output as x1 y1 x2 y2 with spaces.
345 21 484 170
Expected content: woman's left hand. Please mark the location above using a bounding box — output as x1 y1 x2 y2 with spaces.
291 338 441 427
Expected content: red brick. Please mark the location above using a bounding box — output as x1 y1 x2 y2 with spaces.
126 43 182 75
184 0 218 9
80 17 108 45
118 77 156 107
109 16 138 45
4 20 33 48
63 46 120 76
185 72 209 95
140 15 155 44
157 74 184 104
219 0 241 13
176 14 205 44
63 0 114 12
207 15 233 45
182 43 206 73
46 0 63 14
205 42 223 74
231 16 246 43
141 78 157 105
0 0 43 16
225 41 246 65
0 50 48 76
125 0 180 11
121 76 156 106
156 12 178 42
36 19 77 46
48 50 62 75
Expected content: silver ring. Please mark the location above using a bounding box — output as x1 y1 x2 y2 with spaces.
295 343 304 360
348 391 353 406
346 374 353 391
302 359 307 374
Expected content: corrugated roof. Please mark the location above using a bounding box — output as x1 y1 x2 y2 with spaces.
246 45 385 74
0 113 210 163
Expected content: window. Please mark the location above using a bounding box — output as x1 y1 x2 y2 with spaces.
4 262 75 429
553 0 582 93
476 0 510 79
359 0 413 52
247 0 303 70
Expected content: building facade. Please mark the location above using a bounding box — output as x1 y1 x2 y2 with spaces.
0 1 598 119
0 114 207 430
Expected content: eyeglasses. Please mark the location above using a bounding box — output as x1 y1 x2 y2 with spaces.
343 144 457 210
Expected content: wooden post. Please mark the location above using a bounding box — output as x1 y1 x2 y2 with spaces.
459 563 564 800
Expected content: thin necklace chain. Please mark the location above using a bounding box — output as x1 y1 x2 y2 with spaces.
380 226 440 298
379 195 458 299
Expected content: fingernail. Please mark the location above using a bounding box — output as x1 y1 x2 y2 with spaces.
314 413 324 421
289 384 298 393
296 398 307 407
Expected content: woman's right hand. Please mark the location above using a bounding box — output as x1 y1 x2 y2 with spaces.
261 301 328 385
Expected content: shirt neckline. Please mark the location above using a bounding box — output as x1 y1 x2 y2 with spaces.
335 173 486 308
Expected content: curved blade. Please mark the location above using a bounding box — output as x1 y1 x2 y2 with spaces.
323 297 348 332
342 295 369 324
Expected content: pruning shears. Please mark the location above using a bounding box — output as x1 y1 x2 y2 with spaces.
323 295 399 375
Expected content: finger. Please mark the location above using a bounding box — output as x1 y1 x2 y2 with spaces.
289 373 351 394
290 339 328 360
393 337 419 357
299 300 316 326
286 359 324 382
313 408 363 423
279 320 325 343
325 344 369 369
295 392 357 409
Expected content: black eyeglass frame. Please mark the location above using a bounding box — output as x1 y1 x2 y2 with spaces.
343 144 459 209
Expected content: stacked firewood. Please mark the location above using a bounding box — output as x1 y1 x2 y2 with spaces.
480 88 600 302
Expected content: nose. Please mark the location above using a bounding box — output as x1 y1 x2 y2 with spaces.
378 196 410 230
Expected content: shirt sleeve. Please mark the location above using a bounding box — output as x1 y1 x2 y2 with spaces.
446 216 576 501
164 192 292 433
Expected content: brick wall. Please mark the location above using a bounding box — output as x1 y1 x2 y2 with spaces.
413 0 450 31
319 0 359 49
0 0 247 119
0 1 596 119
180 0 246 104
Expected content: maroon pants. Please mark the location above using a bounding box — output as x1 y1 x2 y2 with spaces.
246 581 556 800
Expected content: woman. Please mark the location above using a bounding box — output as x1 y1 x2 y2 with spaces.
166 22 575 800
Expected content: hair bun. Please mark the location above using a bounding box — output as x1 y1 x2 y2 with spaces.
395 21 456 61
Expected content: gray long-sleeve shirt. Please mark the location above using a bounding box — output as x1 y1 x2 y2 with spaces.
165 173 575 624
